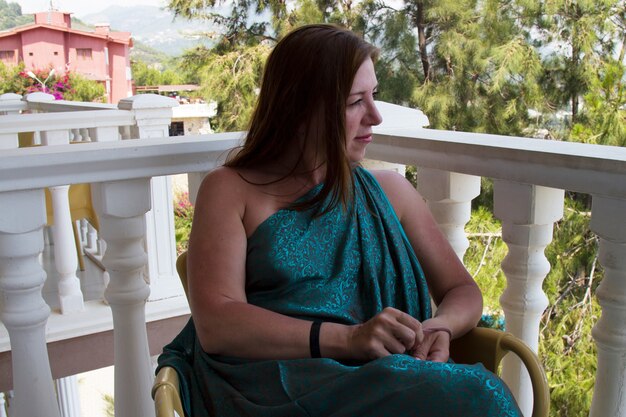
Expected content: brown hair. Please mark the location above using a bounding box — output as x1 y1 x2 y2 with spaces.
225 24 379 213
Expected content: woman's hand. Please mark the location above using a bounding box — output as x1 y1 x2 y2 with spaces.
408 319 451 363
347 307 424 361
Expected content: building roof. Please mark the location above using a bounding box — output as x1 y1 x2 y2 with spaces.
0 22 132 46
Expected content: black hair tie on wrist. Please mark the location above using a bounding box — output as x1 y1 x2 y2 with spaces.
310 321 322 358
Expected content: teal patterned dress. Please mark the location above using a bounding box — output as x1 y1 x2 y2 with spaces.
157 167 522 417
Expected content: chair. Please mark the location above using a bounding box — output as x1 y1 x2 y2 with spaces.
19 132 100 271
153 252 550 417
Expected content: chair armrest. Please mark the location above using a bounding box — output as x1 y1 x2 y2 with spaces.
152 366 185 417
450 327 550 417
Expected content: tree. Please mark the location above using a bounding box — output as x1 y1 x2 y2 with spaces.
131 60 186 87
0 0 31 30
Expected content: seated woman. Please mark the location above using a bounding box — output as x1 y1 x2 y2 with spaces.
158 24 523 417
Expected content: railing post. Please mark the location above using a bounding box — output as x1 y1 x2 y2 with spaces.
417 169 481 260
494 180 564 416
0 93 23 116
0 189 61 417
589 196 626 417
118 94 182 300
93 178 155 417
0 94 22 149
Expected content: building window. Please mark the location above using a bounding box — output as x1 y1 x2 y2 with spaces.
54 51 59 56
77 48 92 60
28 52 33 56
0 50 15 61
169 121 184 137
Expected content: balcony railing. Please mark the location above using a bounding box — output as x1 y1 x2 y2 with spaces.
0 93 625 417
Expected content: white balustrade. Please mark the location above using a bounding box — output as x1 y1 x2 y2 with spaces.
118 95 182 301
0 98 625 417
56 375 81 417
0 393 6 417
494 181 564 415
0 189 60 417
93 178 155 417
589 196 626 417
417 169 481 260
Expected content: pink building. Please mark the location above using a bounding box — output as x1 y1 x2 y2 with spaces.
0 11 133 104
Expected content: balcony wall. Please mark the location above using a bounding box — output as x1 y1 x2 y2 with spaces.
0 94 625 417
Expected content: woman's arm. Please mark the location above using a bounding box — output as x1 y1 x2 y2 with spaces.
188 167 424 360
187 167 312 358
371 170 483 359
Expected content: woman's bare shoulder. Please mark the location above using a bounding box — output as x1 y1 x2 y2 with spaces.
367 169 424 220
368 169 418 199
195 166 249 214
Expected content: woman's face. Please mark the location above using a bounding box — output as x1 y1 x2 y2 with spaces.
345 58 383 163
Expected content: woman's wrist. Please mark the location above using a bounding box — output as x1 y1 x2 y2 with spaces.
317 322 351 359
310 321 322 358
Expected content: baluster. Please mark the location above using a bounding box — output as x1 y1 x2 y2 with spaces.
41 127 84 314
92 178 155 417
119 94 182 300
87 222 98 251
493 180 564 415
79 219 88 245
0 392 6 417
589 196 626 417
416 169 481 260
69 129 79 142
48 185 84 313
119 125 132 140
79 128 90 142
55 376 81 417
0 189 61 417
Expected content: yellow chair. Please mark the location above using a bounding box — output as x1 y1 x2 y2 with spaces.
153 252 550 417
44 184 100 271
19 132 100 271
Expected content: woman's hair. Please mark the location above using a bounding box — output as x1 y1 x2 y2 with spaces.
225 24 379 213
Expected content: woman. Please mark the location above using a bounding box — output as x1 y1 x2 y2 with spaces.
158 24 522 416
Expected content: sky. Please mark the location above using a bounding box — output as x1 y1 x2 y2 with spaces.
17 0 168 18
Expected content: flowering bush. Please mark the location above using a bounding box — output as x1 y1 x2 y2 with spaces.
19 68 72 100
174 191 194 255
0 63 106 102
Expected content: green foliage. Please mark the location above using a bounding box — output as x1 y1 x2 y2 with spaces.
0 0 31 30
131 60 186 87
0 61 28 95
63 73 107 102
174 191 195 255
103 393 115 417
195 43 270 131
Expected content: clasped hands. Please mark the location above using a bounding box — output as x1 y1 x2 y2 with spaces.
348 307 450 363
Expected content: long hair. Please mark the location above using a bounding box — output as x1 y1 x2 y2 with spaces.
225 24 379 213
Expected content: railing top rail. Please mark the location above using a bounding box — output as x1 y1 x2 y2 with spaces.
0 110 135 134
0 133 243 193
1 119 625 198
370 126 626 198
26 99 117 113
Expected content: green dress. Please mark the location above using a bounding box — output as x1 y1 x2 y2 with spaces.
157 167 522 417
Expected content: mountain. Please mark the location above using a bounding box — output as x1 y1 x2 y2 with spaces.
81 5 217 57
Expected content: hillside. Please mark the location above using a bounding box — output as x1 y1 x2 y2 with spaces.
82 5 217 56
